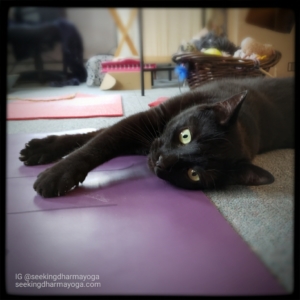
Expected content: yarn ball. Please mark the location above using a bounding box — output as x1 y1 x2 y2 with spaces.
203 48 222 56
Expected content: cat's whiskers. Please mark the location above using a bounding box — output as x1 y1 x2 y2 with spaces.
145 107 170 140
155 107 169 136
208 172 217 189
158 116 167 131
206 168 221 188
135 98 167 140
140 115 158 140
120 125 153 147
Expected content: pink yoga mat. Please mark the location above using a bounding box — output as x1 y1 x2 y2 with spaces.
5 130 286 296
7 93 123 120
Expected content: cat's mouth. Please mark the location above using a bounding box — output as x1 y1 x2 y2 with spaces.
147 154 177 181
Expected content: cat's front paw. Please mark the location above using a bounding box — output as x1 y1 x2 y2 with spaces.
19 135 62 165
33 163 88 198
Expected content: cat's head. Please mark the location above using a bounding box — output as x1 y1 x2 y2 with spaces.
148 91 274 189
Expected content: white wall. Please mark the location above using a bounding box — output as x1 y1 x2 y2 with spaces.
66 8 117 59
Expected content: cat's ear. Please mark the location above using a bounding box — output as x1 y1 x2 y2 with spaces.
229 163 275 186
213 91 248 126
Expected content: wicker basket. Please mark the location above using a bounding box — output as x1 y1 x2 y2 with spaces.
172 51 281 89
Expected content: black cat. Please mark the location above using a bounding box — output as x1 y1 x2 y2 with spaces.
19 77 294 197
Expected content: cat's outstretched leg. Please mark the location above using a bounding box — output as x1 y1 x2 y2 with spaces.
19 129 104 166
31 106 168 198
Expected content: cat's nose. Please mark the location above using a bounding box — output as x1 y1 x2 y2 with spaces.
155 155 169 179
155 155 172 172
155 155 164 169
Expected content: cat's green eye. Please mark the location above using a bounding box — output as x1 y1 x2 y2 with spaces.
179 129 191 144
188 169 200 182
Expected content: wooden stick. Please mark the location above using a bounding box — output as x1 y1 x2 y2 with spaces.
109 8 138 56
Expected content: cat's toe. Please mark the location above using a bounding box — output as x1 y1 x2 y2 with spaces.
23 154 43 165
19 136 61 165
19 154 26 161
33 165 87 198
33 172 62 198
19 147 28 157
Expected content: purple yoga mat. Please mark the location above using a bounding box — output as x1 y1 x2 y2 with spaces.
5 130 286 295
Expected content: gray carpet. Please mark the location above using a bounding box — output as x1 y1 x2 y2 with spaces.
6 80 294 293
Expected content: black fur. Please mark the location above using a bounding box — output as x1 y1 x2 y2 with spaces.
19 77 294 197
